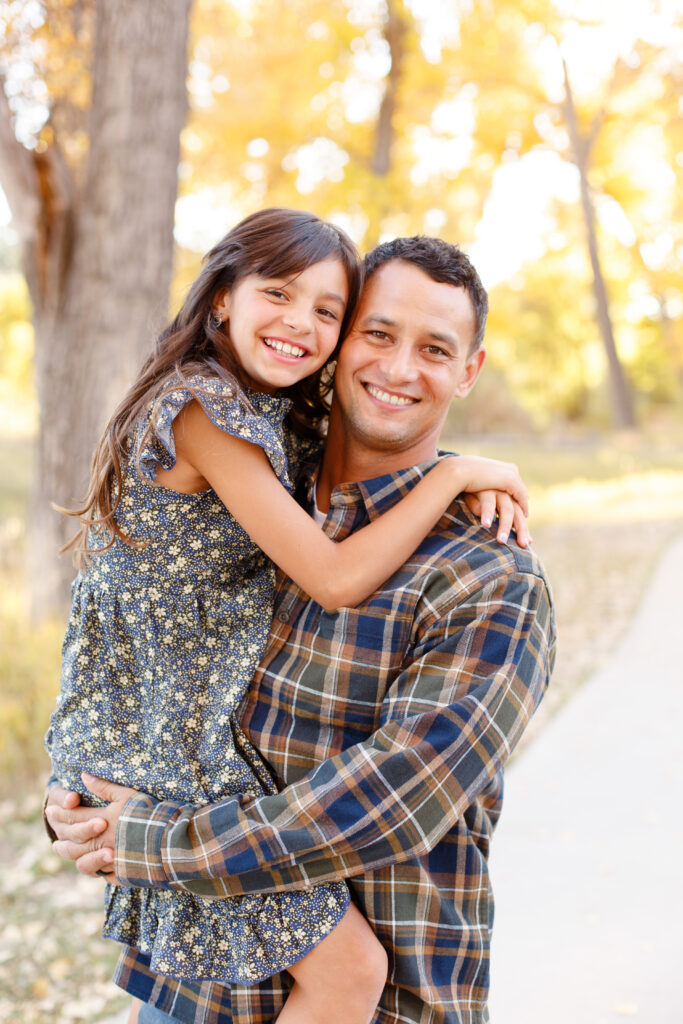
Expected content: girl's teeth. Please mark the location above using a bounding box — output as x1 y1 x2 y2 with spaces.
264 338 306 358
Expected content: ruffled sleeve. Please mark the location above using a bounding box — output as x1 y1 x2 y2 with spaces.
134 374 292 488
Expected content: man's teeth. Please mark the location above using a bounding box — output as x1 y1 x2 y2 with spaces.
366 383 415 406
264 338 306 358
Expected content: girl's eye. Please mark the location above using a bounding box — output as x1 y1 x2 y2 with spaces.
265 289 287 300
316 307 338 320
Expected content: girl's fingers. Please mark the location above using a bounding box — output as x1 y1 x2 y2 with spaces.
512 502 530 547
511 480 529 518
495 494 515 543
477 491 497 529
462 492 481 518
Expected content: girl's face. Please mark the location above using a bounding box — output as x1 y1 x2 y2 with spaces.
214 258 349 393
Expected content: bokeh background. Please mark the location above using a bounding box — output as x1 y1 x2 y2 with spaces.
1 1 682 1022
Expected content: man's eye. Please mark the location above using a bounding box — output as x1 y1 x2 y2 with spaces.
367 330 390 340
425 345 448 357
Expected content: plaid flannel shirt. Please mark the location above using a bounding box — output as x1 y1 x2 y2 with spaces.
112 460 556 1024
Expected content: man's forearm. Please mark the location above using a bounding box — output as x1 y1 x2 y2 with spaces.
115 570 555 898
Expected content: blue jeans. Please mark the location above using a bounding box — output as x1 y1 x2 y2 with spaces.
138 1005 182 1024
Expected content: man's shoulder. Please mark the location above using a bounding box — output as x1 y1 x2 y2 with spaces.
414 496 551 598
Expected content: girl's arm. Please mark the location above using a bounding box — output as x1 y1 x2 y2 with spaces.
172 401 528 612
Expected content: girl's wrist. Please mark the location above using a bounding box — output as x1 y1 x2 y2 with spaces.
445 454 466 494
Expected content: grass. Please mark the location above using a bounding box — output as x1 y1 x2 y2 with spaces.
1 432 682 1022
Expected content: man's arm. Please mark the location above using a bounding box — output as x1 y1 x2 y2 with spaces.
108 567 554 899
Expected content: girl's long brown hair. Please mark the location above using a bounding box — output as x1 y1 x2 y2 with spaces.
62 208 361 566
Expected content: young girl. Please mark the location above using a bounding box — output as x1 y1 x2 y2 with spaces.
46 208 528 1024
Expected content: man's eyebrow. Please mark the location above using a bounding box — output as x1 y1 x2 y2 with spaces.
359 314 398 328
426 331 457 347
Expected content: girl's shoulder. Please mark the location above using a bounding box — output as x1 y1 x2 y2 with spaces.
133 365 293 487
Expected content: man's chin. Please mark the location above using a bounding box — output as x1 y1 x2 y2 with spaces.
346 417 422 454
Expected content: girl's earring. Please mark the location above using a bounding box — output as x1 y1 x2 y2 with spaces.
212 312 224 327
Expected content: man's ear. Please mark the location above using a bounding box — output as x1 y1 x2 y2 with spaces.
453 347 486 399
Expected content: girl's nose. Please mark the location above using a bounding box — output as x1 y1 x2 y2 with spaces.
283 304 314 334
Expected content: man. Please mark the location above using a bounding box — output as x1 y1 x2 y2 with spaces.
47 236 556 1023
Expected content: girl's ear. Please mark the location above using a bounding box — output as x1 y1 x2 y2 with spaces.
213 289 230 321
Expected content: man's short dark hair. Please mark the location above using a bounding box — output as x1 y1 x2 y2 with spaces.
363 236 488 351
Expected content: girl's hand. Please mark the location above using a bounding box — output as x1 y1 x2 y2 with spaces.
452 455 529 517
463 491 531 547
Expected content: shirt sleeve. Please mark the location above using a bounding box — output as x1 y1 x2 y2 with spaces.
135 373 290 487
114 568 556 898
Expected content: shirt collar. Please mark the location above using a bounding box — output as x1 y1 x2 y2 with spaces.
306 453 452 525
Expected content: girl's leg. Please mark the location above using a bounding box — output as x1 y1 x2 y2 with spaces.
127 999 141 1023
277 902 388 1024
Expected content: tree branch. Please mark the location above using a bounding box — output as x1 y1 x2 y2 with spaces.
0 76 75 311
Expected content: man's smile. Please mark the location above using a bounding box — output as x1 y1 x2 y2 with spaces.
362 382 418 407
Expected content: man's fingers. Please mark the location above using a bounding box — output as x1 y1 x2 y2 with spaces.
45 785 81 810
46 802 108 827
81 773 135 803
46 806 107 842
52 836 114 864
74 848 116 878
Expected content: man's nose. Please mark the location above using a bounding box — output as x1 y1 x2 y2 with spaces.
381 342 419 384
283 302 314 334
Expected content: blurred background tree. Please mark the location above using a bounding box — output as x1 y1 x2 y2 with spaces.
0 0 681 622
0 0 192 617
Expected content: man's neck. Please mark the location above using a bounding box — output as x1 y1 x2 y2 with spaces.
315 427 438 514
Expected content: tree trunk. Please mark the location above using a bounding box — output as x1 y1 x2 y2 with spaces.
1 0 192 619
366 0 406 246
562 59 636 430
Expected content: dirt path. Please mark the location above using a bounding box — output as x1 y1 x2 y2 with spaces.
489 534 683 1024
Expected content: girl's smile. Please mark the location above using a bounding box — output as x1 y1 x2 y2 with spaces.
214 258 349 392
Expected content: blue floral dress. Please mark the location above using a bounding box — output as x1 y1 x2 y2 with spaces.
46 373 349 983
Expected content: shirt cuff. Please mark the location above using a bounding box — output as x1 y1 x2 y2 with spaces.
114 793 185 888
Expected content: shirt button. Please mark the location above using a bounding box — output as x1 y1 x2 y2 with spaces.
277 610 290 623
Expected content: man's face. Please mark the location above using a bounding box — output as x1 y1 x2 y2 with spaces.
329 259 485 466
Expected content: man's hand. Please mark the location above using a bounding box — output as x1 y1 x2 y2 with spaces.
45 774 139 880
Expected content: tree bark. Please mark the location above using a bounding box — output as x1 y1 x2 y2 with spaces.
562 59 636 430
366 0 406 246
0 0 192 619
371 0 404 176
